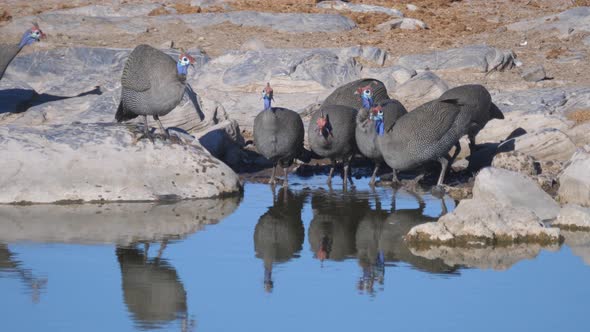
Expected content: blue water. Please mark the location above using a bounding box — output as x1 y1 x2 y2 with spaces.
1 177 589 332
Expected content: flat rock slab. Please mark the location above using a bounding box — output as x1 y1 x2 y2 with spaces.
392 71 448 102
0 123 241 203
553 204 590 231
474 167 560 220
317 1 404 17
497 128 577 162
508 7 590 38
558 148 590 208
396 45 515 72
0 197 240 244
2 11 356 37
406 198 560 246
409 243 558 270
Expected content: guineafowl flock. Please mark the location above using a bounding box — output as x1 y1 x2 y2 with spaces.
255 78 503 192
2 24 504 193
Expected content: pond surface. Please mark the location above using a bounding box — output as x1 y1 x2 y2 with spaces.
1 176 589 332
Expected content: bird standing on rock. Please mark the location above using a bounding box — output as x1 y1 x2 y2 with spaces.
377 97 471 188
115 44 195 142
0 23 45 80
438 84 504 153
253 83 305 186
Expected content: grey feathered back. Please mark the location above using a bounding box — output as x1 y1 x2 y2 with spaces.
378 99 471 170
308 104 358 160
355 99 407 162
0 44 23 80
322 78 389 109
117 44 186 122
253 107 305 167
438 84 503 139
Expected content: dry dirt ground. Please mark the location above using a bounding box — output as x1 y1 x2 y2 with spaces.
2 1 590 92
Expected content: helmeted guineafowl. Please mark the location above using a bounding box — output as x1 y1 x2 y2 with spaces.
355 83 407 185
115 44 195 141
377 98 471 187
0 23 45 80
308 104 358 187
438 84 504 152
322 78 389 109
253 83 305 186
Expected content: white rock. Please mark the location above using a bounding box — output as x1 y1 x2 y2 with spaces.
392 71 448 103
497 128 577 162
558 148 590 207
376 18 428 31
474 167 560 220
554 204 590 230
317 1 404 17
0 197 240 244
406 4 418 11
521 65 547 82
0 124 241 203
391 66 417 84
406 198 560 245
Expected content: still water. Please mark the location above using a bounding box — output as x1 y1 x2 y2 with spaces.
1 176 589 332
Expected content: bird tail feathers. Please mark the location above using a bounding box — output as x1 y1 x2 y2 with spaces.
115 101 139 122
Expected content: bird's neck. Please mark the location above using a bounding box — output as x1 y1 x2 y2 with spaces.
362 97 373 109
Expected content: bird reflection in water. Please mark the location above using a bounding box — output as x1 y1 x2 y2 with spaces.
116 241 196 331
254 188 306 293
0 243 47 303
308 189 370 264
356 189 458 295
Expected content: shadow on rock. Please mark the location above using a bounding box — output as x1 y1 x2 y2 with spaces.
0 86 102 114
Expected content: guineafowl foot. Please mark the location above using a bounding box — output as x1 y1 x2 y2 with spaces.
133 132 155 144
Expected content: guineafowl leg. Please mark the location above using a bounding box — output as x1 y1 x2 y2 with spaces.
369 162 380 186
134 115 154 143
343 163 349 189
327 159 336 185
283 166 289 187
269 164 277 185
436 157 449 187
154 115 170 139
391 170 401 188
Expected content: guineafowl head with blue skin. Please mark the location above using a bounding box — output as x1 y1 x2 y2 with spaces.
262 82 274 110
356 84 374 110
370 105 385 136
176 51 195 76
19 23 45 48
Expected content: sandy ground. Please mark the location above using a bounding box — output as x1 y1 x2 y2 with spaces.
2 0 590 93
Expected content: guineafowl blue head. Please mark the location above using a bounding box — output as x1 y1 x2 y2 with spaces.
176 51 195 76
370 105 384 136
356 84 374 109
19 23 45 48
262 82 273 110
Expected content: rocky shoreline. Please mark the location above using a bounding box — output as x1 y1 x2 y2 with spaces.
1 1 590 251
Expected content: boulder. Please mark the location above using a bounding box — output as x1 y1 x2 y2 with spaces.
508 7 590 38
0 197 240 244
392 71 448 102
317 1 404 17
491 151 539 176
376 18 428 31
473 167 560 220
406 198 560 246
553 204 590 231
521 65 547 82
391 66 417 84
396 45 516 72
0 124 242 203
497 128 577 162
558 148 590 207
409 243 559 270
